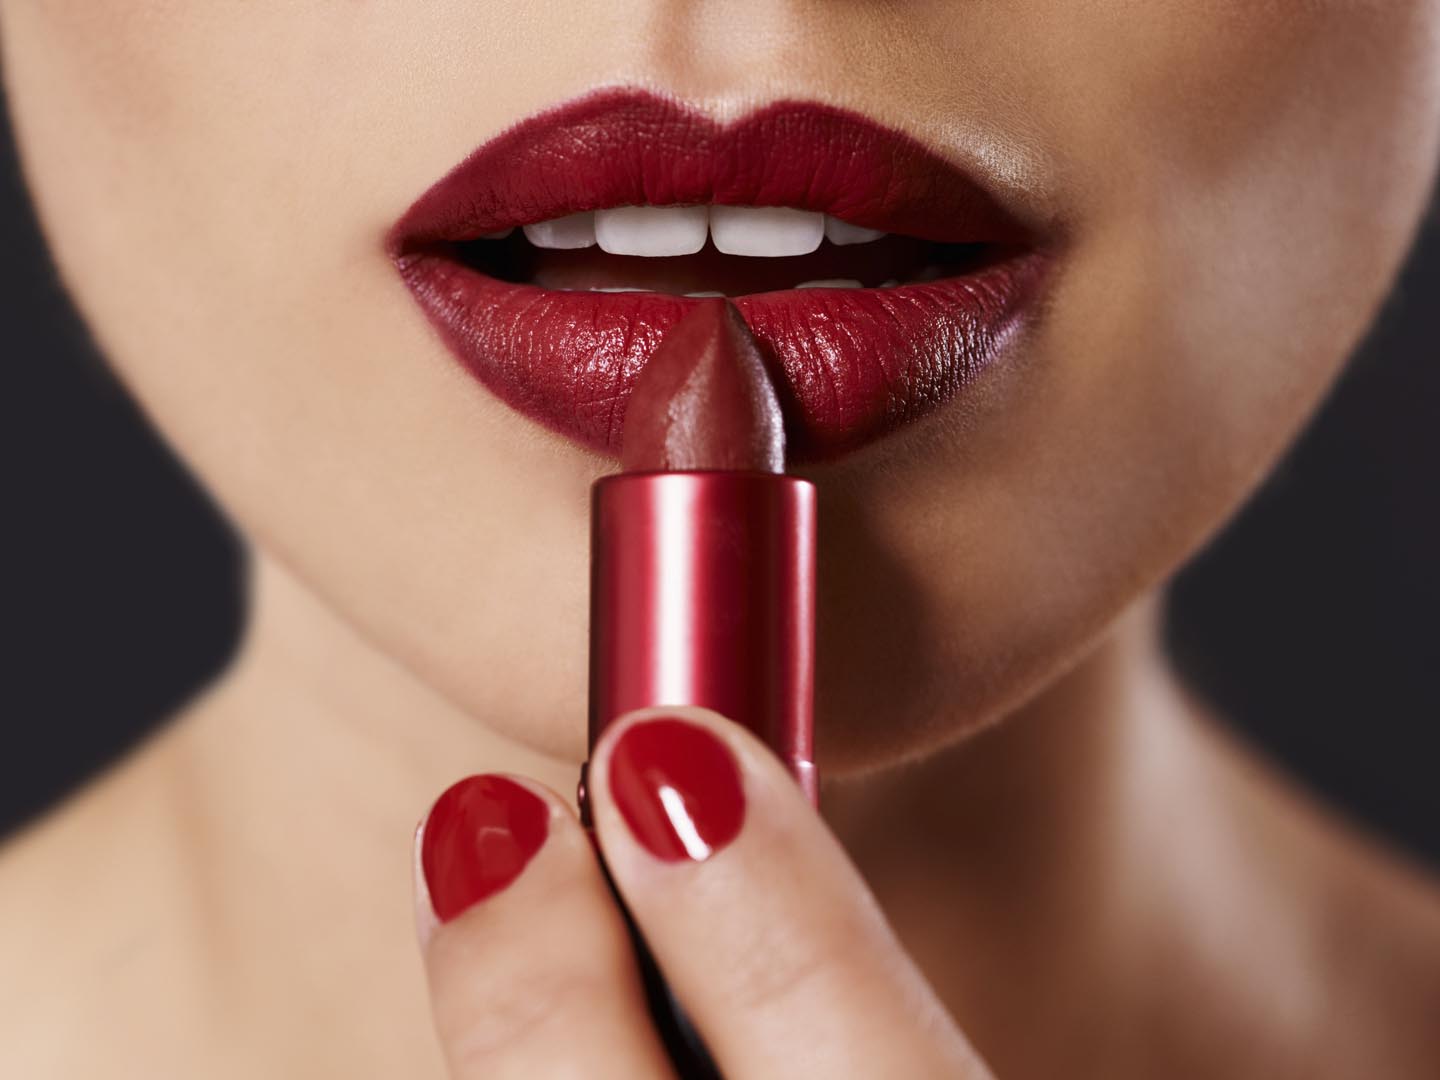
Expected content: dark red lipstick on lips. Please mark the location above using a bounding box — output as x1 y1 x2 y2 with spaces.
389 88 1049 462
586 298 817 806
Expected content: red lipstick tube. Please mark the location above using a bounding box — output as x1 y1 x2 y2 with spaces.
588 471 817 804
580 299 814 1076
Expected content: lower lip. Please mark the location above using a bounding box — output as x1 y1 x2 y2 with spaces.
395 250 1048 460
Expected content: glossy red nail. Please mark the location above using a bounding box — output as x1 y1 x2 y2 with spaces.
608 718 745 862
421 775 548 922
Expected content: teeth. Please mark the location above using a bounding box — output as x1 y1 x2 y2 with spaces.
880 279 900 288
710 206 824 257
513 204 897 298
824 217 886 246
595 206 708 257
479 227 514 240
515 206 886 258
522 211 596 249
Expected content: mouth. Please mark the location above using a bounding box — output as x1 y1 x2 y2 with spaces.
389 88 1051 460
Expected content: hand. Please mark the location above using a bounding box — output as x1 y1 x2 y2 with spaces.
413 707 994 1078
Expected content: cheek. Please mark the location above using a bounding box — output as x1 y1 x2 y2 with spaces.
817 3 1440 767
2 3 605 759
1059 1 1440 507
9 3 195 133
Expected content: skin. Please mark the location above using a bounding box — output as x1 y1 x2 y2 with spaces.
0 1 1439 1076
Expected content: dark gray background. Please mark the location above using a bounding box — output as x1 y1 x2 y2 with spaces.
3 95 1437 865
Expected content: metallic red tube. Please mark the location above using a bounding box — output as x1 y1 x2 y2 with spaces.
581 300 816 1077
588 470 817 805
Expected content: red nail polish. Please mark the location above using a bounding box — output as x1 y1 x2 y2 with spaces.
421 775 548 921
608 718 745 862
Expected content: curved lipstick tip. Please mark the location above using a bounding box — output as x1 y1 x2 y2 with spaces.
620 299 786 474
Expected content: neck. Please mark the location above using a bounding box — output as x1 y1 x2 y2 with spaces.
165 551 580 1075
191 550 578 803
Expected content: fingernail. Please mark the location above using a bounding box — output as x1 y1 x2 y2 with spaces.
420 775 549 922
608 718 745 862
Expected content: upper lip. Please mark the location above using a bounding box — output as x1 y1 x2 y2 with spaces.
388 88 1052 461
388 91 1038 250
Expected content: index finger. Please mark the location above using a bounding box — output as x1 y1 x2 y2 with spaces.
588 709 994 1080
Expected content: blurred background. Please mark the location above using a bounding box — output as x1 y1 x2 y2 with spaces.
3 95 1437 866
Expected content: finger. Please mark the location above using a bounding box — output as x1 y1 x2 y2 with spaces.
415 774 675 1080
588 709 993 1080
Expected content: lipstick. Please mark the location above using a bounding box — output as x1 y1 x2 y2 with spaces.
585 298 817 808
582 299 816 1077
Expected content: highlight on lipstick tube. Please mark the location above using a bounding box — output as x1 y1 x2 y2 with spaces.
588 469 817 803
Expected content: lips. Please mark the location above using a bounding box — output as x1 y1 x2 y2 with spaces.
389 88 1049 460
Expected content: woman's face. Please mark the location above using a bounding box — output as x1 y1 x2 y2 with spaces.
4 3 1437 771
